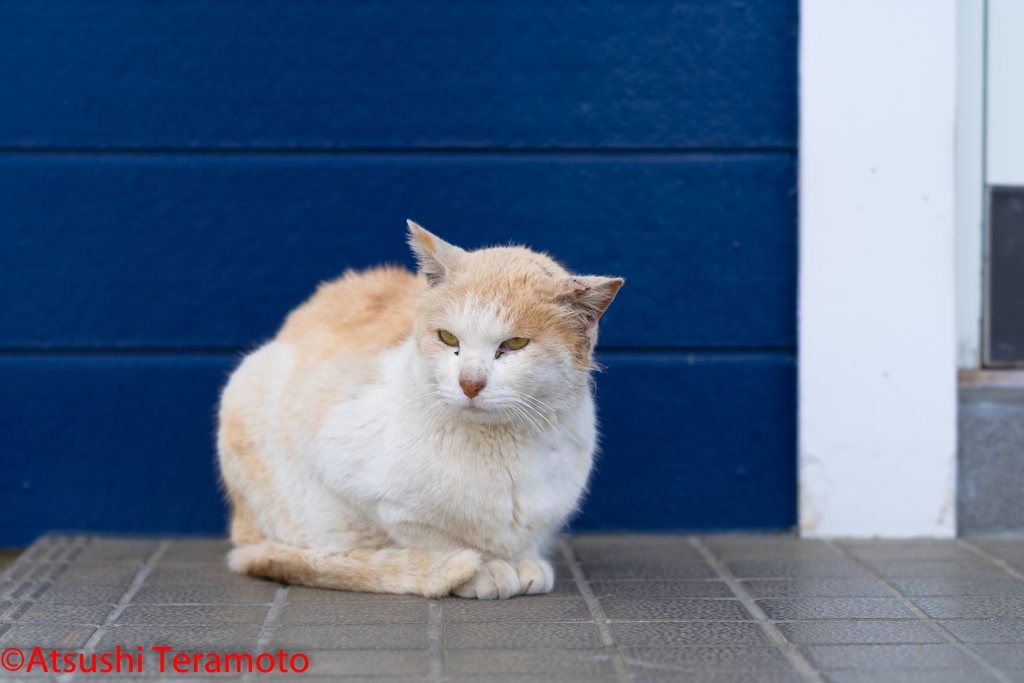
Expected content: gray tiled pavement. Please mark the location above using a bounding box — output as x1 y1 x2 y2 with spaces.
2 535 1024 681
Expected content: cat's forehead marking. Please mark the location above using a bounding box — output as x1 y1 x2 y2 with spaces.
448 298 512 341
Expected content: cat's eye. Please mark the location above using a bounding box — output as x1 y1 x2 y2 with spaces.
504 337 529 350
438 330 459 346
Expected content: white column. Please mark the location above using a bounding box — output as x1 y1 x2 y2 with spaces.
987 0 1024 186
955 0 984 370
800 1 958 537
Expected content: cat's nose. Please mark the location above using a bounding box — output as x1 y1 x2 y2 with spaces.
460 376 486 399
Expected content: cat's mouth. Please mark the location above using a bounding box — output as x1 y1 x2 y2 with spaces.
455 397 503 419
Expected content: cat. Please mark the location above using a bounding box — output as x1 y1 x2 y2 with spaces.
218 221 623 599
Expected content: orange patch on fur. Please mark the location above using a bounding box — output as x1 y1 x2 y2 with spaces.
278 265 425 363
228 541 481 598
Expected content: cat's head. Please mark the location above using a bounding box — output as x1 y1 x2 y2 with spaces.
407 220 623 421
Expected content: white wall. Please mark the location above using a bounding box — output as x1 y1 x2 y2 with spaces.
800 1 958 537
987 0 1024 186
955 0 984 370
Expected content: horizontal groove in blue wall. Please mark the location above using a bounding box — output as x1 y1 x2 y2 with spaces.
597 350 795 363
0 349 247 357
0 353 239 366
0 147 797 156
0 150 795 164
0 348 794 359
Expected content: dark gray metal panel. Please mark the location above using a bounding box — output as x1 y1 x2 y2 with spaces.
987 187 1024 366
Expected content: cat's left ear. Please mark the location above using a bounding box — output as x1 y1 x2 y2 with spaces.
407 220 466 287
557 276 624 330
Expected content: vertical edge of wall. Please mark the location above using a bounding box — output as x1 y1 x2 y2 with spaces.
799 1 958 537
956 0 985 370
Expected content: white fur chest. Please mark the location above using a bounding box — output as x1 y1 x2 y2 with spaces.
419 423 592 556
311 366 596 559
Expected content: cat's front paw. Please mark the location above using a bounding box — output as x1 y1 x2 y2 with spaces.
516 559 555 595
452 559 520 600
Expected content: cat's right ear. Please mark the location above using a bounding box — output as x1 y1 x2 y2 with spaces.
556 275 625 331
407 220 465 288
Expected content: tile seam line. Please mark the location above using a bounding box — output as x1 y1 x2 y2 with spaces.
240 583 290 683
688 536 824 683
428 600 443 681
81 539 170 653
0 537 83 582
824 539 1012 683
253 584 289 650
957 538 1024 582
559 537 634 683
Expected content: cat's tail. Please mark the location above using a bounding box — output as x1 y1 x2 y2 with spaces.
227 541 481 598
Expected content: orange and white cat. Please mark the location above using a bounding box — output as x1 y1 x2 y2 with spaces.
218 221 622 599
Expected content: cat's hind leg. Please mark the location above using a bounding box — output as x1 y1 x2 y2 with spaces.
227 496 264 546
227 541 480 598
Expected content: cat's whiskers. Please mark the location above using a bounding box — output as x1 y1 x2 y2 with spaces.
508 387 567 417
506 406 530 434
507 389 570 440
416 391 454 425
512 397 557 433
413 390 446 404
508 403 544 434
513 392 563 426
424 400 455 425
493 402 513 427
523 397 577 445
510 390 560 415
519 404 566 444
497 406 523 433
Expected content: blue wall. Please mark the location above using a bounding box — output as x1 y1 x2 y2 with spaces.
0 1 797 546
